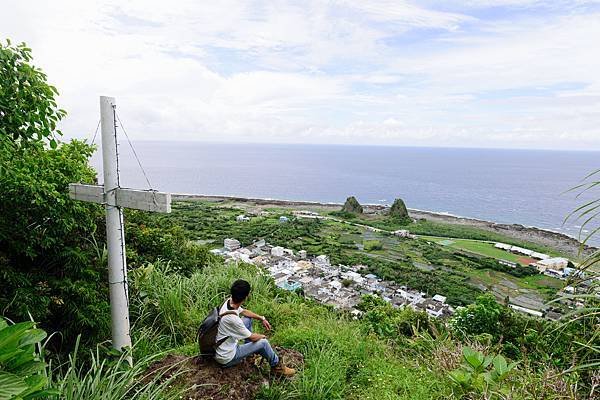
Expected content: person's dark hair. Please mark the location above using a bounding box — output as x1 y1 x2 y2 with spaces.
231 280 251 303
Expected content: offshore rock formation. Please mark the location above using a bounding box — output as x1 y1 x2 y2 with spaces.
389 198 409 220
342 196 363 214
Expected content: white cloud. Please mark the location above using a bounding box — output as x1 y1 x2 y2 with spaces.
0 0 599 149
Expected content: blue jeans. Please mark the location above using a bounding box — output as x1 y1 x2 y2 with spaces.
221 317 279 368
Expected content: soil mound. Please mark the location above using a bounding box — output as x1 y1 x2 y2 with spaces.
145 347 303 400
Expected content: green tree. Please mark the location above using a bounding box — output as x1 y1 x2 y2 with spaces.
0 139 109 345
449 294 502 339
0 41 110 347
0 40 65 150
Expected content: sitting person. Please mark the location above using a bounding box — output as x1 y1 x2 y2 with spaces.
214 279 295 376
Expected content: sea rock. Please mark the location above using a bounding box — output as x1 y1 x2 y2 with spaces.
389 198 409 220
342 196 363 214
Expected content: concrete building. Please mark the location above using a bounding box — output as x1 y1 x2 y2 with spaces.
393 229 410 238
315 255 330 267
224 238 241 251
531 251 550 260
341 271 364 284
271 246 285 257
432 294 447 304
277 279 301 291
534 257 569 273
328 280 342 291
509 304 543 318
510 246 533 256
296 260 314 271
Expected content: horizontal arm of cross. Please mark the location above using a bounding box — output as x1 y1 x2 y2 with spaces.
69 183 171 213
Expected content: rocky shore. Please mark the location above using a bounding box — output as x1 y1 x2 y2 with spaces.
172 193 596 258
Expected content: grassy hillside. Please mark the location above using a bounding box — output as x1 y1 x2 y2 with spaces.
129 261 452 399
27 259 590 399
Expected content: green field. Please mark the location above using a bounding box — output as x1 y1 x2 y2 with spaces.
421 236 527 264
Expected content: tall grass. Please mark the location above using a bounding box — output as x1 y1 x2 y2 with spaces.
129 261 451 399
129 259 278 350
560 170 600 375
48 337 185 399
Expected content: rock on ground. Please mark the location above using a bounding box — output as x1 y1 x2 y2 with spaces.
144 347 304 400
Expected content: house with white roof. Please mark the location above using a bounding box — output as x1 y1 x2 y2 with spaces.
328 280 343 291
495 243 512 251
534 257 569 273
271 246 285 257
432 294 447 304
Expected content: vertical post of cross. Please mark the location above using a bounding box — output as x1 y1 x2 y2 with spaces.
100 96 132 355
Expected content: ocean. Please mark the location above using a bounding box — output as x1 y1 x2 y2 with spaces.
91 142 599 245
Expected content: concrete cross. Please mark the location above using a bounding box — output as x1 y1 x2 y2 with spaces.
69 96 172 356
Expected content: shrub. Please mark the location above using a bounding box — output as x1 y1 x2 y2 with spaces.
358 295 433 339
448 347 518 399
50 339 182 400
0 40 65 149
449 294 502 339
0 140 110 347
363 240 383 251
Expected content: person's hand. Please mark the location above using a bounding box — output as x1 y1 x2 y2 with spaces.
261 317 272 331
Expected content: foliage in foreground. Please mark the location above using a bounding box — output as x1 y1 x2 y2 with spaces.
49 340 182 400
448 347 518 399
0 318 57 400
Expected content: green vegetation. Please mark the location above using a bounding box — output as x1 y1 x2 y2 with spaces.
561 170 600 374
424 237 522 262
153 201 558 306
0 42 110 347
363 240 383 251
130 262 451 399
0 318 58 399
448 347 518 398
0 39 65 151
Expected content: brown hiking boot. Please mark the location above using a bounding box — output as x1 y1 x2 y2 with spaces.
272 362 296 377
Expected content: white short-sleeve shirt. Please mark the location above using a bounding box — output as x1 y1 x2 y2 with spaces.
214 299 251 364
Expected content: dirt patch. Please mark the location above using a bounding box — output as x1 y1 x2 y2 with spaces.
144 347 304 400
517 257 536 265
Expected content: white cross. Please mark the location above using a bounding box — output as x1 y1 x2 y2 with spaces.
69 96 171 357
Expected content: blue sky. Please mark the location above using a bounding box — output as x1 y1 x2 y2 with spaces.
2 0 600 149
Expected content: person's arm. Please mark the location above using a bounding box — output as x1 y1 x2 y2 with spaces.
248 332 266 342
241 309 272 331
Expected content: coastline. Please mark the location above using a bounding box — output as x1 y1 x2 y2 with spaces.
172 193 597 258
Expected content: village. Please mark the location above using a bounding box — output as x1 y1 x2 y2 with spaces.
207 209 597 321
212 237 455 319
